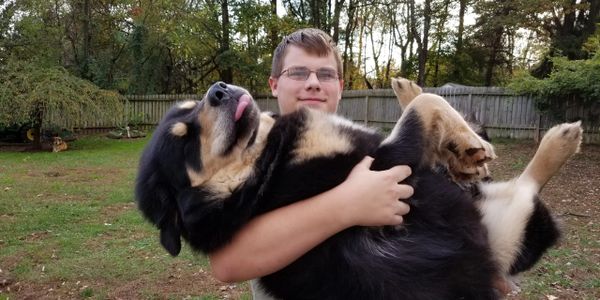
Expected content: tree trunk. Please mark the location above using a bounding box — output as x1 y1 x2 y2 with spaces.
310 0 322 29
436 0 451 86
343 0 356 88
417 0 431 86
31 105 44 150
220 0 233 83
81 0 91 80
484 28 503 86
270 0 279 51
453 0 467 81
332 0 344 43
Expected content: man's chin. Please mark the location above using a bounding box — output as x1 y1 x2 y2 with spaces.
298 101 327 110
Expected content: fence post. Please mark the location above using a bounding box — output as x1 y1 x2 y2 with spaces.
364 95 369 126
534 114 542 143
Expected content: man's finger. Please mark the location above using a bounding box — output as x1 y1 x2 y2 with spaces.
388 165 412 181
357 156 375 169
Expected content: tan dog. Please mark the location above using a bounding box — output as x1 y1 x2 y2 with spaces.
52 137 68 152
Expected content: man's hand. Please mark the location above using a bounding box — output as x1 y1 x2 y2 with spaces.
337 156 413 227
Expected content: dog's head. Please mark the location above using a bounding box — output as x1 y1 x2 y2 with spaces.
135 82 269 255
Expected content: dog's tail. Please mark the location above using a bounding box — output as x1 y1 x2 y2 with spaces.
391 77 423 109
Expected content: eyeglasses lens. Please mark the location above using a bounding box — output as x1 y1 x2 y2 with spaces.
285 67 338 81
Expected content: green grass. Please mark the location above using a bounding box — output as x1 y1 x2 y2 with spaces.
0 135 248 299
1 135 597 299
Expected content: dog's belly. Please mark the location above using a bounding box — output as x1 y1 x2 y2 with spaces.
259 169 498 300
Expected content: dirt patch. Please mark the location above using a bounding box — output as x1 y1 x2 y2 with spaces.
108 267 247 299
100 203 135 219
18 231 53 242
490 141 600 299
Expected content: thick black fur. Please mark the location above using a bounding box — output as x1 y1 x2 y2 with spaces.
136 101 204 256
136 83 561 299
137 106 499 299
509 198 561 274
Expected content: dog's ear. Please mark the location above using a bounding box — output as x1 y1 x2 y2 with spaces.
136 103 204 256
136 169 183 256
136 130 188 256
159 210 182 256
465 112 491 142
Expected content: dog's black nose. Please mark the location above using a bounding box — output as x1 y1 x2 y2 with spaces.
207 81 230 106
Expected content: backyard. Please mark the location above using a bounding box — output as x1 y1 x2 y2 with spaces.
0 135 598 299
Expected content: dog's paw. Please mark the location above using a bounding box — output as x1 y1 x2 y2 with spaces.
445 131 496 182
539 121 583 159
519 121 583 189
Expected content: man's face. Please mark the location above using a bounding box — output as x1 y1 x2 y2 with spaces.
269 45 344 115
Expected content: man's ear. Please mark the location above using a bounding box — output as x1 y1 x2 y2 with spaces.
268 76 279 97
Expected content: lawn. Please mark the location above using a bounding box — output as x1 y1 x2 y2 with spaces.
0 136 250 299
0 135 598 299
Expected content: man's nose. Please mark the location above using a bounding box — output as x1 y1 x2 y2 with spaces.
305 72 321 90
207 81 231 106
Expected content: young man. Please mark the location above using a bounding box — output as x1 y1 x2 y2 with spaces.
208 28 414 298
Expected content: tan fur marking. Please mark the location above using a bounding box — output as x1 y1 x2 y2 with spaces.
291 110 354 163
178 100 197 109
187 112 275 196
171 122 188 137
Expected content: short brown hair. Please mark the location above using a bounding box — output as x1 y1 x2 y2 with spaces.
271 28 343 78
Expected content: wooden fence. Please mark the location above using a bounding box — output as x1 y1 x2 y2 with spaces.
84 88 600 144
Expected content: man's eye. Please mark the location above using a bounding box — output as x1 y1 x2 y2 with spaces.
289 69 309 77
317 70 337 80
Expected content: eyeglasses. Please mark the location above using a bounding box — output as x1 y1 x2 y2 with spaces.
280 67 339 82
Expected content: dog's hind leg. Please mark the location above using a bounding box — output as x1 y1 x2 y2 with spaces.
386 90 496 183
478 121 582 292
391 77 423 109
518 121 583 191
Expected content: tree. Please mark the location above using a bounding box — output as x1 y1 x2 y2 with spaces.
451 0 469 82
509 52 600 120
472 0 519 86
520 0 600 77
0 59 125 149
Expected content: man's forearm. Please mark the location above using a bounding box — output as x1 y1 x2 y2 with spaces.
209 185 351 282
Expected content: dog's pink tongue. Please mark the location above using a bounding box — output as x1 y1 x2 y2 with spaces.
235 94 251 121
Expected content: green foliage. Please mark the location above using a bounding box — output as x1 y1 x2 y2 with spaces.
1 0 598 92
0 58 125 129
509 54 600 113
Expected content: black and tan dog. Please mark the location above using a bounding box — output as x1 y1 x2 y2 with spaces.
136 80 582 299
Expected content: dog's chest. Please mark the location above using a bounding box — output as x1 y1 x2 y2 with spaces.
291 111 371 163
